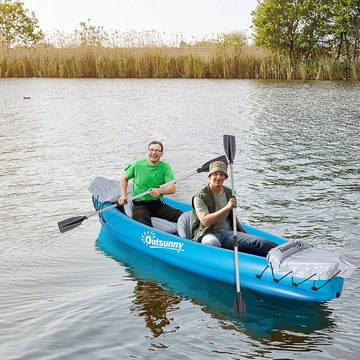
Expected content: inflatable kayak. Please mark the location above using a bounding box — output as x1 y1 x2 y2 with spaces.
96 226 334 336
89 177 355 303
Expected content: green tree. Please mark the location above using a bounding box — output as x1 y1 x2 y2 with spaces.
329 0 360 60
216 31 247 49
252 0 333 60
0 0 43 48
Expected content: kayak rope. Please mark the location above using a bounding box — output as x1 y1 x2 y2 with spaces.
256 263 292 282
311 270 341 291
256 263 341 291
269 262 292 283
291 274 317 287
255 265 269 279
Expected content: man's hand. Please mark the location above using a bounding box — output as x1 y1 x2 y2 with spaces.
117 195 128 205
226 196 237 210
149 187 161 199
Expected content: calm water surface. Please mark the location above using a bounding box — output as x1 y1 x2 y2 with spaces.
0 78 359 359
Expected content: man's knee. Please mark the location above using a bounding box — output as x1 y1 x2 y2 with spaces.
133 214 152 227
133 206 152 227
238 234 275 256
201 234 221 247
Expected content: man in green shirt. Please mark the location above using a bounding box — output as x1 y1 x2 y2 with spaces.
117 141 183 226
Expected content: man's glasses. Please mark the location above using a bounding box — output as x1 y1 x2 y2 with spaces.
148 148 162 153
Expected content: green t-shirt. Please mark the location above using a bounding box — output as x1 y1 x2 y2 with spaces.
125 159 175 201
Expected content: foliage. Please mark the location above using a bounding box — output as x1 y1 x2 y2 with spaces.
252 0 360 61
0 0 43 48
329 0 360 60
0 0 358 79
74 19 108 47
252 0 327 60
178 32 247 49
216 31 248 48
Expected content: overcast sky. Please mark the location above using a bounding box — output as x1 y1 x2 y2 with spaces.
22 0 258 41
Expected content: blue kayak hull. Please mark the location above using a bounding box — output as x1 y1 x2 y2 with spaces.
94 197 344 302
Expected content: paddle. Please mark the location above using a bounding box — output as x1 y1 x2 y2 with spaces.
58 154 228 233
223 134 246 316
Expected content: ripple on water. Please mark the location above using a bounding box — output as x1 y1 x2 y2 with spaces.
0 79 359 360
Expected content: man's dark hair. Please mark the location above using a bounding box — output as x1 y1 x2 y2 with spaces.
148 141 163 152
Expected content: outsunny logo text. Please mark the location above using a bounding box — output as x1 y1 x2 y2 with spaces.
141 231 184 253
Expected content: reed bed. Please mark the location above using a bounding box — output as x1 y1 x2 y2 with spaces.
0 46 359 80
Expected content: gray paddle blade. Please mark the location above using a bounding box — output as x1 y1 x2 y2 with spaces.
197 155 228 173
58 216 87 233
223 135 236 164
88 176 120 203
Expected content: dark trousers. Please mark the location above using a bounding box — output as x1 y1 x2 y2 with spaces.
237 234 277 257
133 200 183 227
202 230 277 257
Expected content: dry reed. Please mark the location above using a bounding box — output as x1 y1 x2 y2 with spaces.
0 46 359 80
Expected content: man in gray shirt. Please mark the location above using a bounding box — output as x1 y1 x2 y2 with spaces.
192 161 276 256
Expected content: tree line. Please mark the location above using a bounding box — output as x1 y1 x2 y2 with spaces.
1 0 359 61
1 0 359 80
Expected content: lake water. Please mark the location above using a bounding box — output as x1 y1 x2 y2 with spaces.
0 78 359 359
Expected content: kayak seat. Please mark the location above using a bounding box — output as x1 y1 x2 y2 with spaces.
123 200 178 234
177 211 192 239
151 217 178 234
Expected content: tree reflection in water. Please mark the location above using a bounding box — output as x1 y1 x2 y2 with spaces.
130 281 181 338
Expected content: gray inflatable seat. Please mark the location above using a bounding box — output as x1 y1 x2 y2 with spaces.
177 211 192 239
124 201 178 234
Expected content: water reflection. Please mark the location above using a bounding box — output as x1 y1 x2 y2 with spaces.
97 229 335 344
130 281 181 338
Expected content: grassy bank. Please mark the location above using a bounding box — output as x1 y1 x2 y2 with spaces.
1 46 359 80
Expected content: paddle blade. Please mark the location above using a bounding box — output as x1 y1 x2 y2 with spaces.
197 155 228 173
58 216 87 233
223 135 236 164
233 292 246 316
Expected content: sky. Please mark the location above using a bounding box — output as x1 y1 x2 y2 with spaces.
22 0 258 42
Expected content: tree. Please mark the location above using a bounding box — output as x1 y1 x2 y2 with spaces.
252 0 333 60
0 0 43 48
251 0 360 61
216 31 247 49
329 0 360 60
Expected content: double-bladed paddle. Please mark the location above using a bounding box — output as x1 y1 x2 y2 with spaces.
223 134 246 316
58 155 228 233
